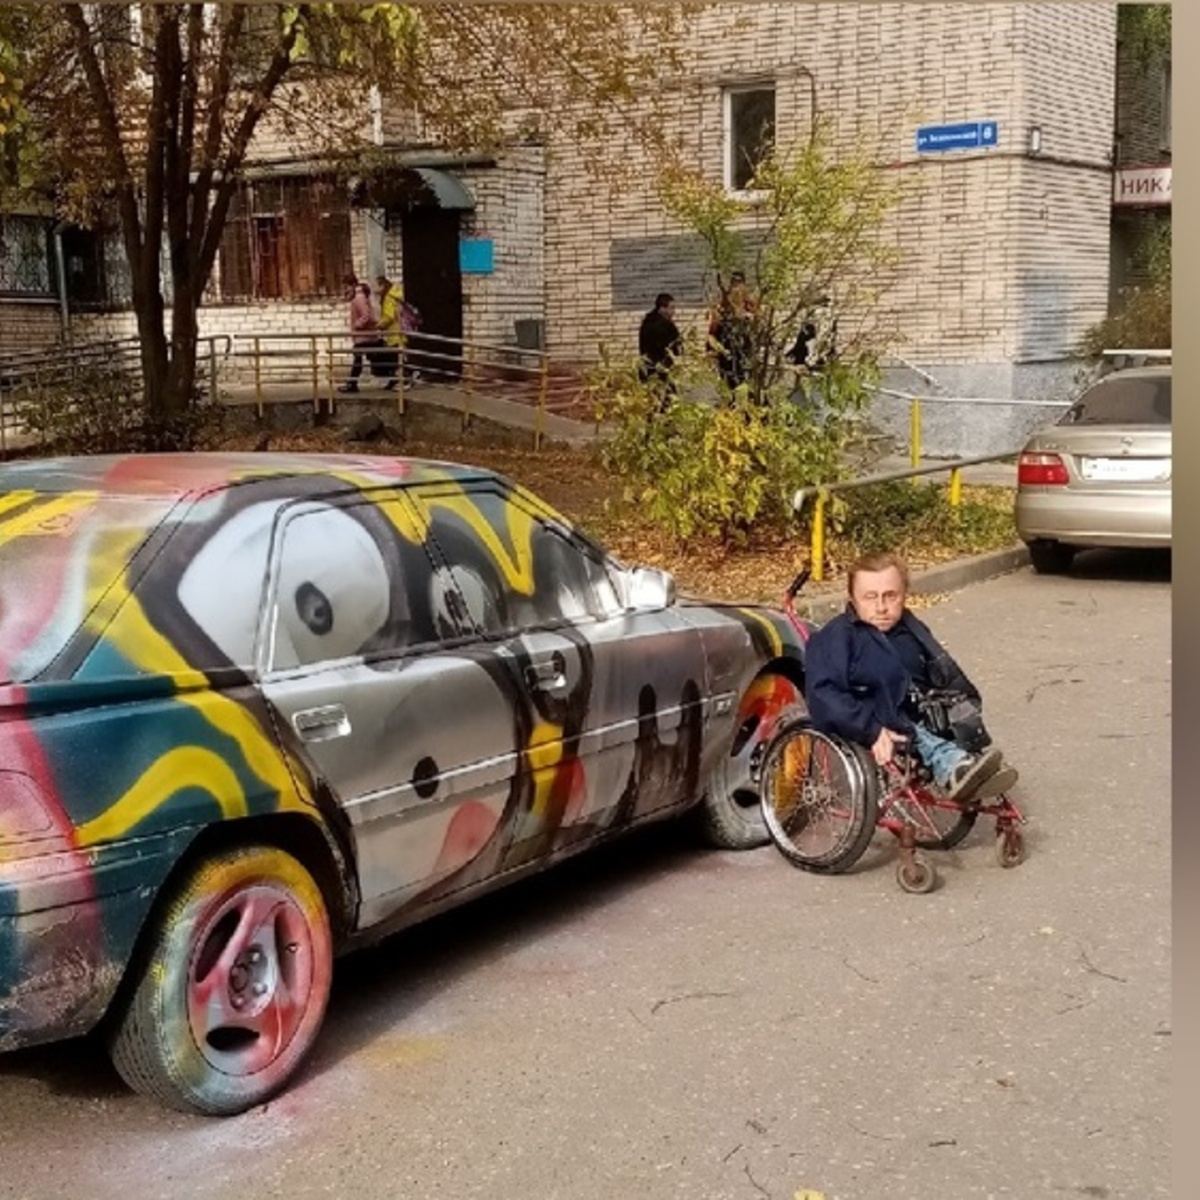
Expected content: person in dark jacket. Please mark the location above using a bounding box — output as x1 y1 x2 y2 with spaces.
638 292 682 394
805 551 1018 801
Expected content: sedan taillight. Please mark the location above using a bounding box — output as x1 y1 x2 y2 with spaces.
1018 452 1069 486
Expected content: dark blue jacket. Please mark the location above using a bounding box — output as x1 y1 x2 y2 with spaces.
804 606 984 749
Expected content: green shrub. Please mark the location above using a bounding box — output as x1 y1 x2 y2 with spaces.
825 479 1016 562
591 343 873 544
13 364 222 454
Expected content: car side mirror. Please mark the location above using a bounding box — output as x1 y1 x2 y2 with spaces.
625 566 676 610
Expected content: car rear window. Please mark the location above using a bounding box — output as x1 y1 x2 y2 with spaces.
1059 374 1172 426
0 492 171 684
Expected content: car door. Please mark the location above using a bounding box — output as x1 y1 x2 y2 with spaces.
257 489 526 929
408 480 711 869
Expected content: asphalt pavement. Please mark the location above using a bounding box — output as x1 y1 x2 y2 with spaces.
0 548 1171 1200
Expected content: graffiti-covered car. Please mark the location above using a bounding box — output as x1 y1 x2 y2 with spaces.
0 453 809 1115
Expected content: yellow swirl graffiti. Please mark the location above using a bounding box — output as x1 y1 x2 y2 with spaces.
526 720 564 819
416 489 538 595
84 584 311 816
0 492 95 541
736 607 784 658
75 746 249 846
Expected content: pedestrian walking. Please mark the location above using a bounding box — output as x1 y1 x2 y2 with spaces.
638 291 682 401
375 274 406 390
337 277 381 393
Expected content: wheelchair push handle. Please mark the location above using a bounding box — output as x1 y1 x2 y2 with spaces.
785 568 811 600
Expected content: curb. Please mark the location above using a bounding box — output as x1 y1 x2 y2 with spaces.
797 544 1031 623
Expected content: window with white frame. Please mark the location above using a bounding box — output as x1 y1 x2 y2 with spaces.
724 85 776 193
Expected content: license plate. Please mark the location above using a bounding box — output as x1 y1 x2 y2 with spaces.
1078 456 1170 483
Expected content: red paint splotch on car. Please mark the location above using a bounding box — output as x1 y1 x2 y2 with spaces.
0 698 107 1044
433 801 506 876
738 672 804 740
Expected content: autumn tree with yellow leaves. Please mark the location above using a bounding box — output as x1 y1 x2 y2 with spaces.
0 3 685 445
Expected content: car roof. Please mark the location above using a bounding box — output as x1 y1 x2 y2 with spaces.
1097 365 1171 382
0 452 494 499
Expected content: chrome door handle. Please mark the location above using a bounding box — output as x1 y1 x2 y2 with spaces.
292 705 351 742
524 653 567 693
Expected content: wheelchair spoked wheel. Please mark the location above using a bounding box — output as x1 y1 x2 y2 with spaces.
760 723 878 873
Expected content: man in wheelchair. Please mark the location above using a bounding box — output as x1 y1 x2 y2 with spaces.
805 551 1018 802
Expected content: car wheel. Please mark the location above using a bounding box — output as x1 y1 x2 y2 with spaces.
109 844 334 1117
699 672 806 849
1027 539 1076 574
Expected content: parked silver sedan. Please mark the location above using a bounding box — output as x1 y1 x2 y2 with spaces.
1015 366 1171 573
0 452 809 1115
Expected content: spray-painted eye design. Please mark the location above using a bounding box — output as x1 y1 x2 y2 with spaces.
295 582 333 635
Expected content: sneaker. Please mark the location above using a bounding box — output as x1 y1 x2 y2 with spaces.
384 379 398 390
336 382 359 394
973 763 1019 799
945 746 1003 802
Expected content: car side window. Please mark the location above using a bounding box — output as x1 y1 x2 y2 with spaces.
266 495 457 672
409 484 619 636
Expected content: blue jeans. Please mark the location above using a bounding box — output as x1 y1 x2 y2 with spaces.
910 723 969 788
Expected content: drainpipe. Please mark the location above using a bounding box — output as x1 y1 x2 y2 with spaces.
365 85 386 281
51 222 72 347
369 84 384 147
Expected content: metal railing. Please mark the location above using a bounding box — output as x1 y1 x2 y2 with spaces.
0 335 230 458
792 452 1019 582
0 329 592 454
212 329 591 449
866 387 1073 467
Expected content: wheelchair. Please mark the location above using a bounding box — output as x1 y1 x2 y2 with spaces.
766 571 1028 894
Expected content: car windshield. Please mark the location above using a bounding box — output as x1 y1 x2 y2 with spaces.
0 492 172 685
1059 374 1172 426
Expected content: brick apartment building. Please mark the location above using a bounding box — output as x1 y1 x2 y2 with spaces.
0 3 1171 449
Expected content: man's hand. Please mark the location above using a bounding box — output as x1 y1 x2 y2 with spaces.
870 727 907 766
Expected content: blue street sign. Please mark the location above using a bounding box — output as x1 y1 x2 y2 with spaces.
916 120 999 153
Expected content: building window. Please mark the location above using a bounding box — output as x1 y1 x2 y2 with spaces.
61 225 113 307
0 215 53 296
218 177 353 301
724 85 776 193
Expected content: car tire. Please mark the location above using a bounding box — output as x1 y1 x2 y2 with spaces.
698 672 807 850
1027 539 1076 575
108 844 334 1117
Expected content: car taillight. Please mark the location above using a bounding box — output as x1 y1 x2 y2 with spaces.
1018 452 1069 486
0 769 71 858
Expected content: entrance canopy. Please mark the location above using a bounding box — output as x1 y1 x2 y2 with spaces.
350 164 476 213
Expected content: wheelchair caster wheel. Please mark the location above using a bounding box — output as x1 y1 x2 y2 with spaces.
996 828 1026 869
896 853 937 894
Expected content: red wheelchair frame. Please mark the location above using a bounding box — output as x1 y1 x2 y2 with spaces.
768 569 1028 893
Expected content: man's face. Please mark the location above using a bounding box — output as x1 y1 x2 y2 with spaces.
661 300 676 321
850 566 907 632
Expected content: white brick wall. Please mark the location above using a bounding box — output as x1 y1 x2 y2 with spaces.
14 1 1123 404
0 301 64 354
538 1 1118 376
458 146 546 348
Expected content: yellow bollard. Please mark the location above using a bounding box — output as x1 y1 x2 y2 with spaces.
463 344 475 433
253 337 263 419
811 492 826 581
910 397 922 471
949 465 963 507
534 352 549 451
326 335 335 416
